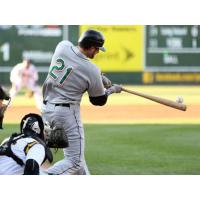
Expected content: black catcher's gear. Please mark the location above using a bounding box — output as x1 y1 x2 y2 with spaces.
0 105 7 129
0 85 10 129
20 113 44 140
0 86 10 100
24 159 39 175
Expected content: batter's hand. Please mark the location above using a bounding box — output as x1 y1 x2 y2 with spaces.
111 84 122 93
105 84 122 95
101 74 112 89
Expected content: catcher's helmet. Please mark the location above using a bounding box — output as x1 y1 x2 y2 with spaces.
20 113 44 140
78 29 106 52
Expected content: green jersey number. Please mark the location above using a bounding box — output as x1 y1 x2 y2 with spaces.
49 58 73 85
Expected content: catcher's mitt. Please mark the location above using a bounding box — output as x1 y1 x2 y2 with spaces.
45 126 69 149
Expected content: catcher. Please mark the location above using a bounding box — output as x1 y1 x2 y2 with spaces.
0 85 10 129
0 113 68 175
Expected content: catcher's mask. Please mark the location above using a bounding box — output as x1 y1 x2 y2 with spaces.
20 113 44 140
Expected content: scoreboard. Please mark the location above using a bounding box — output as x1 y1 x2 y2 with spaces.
0 25 63 70
145 25 200 72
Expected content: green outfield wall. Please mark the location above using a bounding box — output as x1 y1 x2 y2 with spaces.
1 25 200 86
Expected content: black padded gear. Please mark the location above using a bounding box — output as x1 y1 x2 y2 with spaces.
89 95 107 106
0 86 10 100
23 159 39 175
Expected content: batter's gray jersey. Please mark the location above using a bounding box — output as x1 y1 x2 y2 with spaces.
43 41 105 104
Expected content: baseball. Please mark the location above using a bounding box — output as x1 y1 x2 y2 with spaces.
176 96 184 104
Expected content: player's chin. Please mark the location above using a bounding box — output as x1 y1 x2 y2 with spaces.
89 55 95 59
89 53 97 59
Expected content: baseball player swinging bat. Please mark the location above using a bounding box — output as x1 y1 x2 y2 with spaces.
122 87 187 111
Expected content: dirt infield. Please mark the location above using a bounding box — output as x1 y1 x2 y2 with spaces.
4 86 199 124
4 104 200 124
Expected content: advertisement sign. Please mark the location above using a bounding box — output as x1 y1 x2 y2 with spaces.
80 25 143 72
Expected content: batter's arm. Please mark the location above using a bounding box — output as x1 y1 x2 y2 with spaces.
89 94 107 106
89 84 122 106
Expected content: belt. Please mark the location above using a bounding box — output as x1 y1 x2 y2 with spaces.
55 103 70 107
43 100 70 107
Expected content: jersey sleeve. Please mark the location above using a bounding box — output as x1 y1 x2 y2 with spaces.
26 143 45 166
87 65 105 97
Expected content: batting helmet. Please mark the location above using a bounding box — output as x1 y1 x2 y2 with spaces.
20 113 44 140
78 29 106 52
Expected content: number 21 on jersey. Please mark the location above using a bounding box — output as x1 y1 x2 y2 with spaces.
49 58 73 85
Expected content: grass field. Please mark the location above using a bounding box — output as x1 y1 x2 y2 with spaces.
1 123 200 174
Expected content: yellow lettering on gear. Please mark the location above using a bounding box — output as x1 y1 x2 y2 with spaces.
24 141 38 155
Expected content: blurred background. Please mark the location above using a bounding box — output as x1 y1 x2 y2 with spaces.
1 25 200 85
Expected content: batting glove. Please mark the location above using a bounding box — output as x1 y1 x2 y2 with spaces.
105 84 122 95
101 74 112 89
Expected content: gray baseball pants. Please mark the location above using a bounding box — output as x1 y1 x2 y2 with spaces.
41 102 90 175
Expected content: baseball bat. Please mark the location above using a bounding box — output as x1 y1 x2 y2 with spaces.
122 87 187 111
